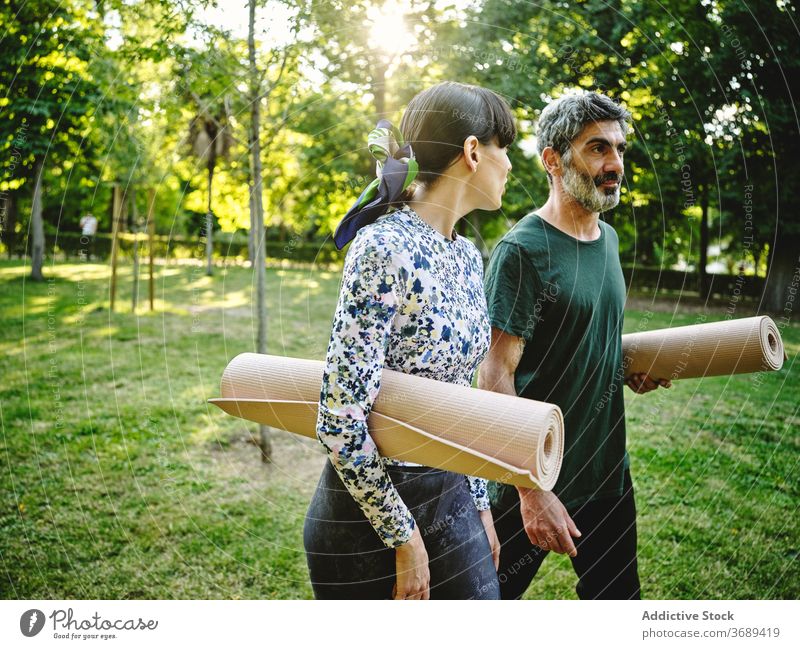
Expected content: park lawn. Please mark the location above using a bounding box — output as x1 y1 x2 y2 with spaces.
0 258 798 599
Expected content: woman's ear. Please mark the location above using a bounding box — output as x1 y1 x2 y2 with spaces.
463 135 480 173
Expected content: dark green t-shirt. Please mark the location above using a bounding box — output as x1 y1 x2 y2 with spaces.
484 213 628 513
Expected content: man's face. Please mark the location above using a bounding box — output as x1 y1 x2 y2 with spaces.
560 120 626 213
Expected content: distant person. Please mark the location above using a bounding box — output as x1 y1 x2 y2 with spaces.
304 81 516 599
79 213 98 260
480 91 670 600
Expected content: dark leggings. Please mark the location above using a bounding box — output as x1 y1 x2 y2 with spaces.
303 461 500 599
492 469 641 600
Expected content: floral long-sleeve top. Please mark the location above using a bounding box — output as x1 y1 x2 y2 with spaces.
317 205 492 548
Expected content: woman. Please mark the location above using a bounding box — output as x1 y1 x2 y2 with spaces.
304 81 516 599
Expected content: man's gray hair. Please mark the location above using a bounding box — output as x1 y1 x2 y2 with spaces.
535 91 632 162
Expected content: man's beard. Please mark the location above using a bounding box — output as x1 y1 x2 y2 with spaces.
561 162 622 213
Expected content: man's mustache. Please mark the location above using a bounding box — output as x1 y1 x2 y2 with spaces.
593 172 623 186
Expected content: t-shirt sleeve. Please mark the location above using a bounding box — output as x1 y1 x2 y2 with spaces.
483 241 543 341
316 232 416 549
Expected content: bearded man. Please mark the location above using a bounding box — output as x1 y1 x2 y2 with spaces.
480 91 670 600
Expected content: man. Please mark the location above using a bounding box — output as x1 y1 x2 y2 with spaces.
480 91 670 600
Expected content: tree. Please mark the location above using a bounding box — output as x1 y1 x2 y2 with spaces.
710 0 800 312
0 0 105 280
246 0 308 461
456 0 798 310
187 97 233 275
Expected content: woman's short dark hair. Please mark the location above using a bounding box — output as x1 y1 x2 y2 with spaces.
399 81 516 195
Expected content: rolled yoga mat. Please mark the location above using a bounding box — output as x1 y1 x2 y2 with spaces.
621 315 785 380
209 353 564 490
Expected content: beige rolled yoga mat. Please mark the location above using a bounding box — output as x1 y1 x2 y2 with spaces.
209 353 564 490
621 315 785 380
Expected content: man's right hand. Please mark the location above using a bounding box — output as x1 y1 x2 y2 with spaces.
517 488 582 557
393 526 430 600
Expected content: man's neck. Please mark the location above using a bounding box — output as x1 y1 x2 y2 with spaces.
537 191 601 242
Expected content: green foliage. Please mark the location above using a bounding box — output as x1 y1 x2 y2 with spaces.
0 0 105 181
450 0 798 265
2 0 797 283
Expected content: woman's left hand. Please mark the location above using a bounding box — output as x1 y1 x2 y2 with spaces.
479 508 501 570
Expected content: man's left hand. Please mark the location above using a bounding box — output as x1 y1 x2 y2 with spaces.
625 372 671 393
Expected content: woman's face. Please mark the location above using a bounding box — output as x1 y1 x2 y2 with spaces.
471 137 512 211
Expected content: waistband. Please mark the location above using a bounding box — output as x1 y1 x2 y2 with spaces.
386 463 449 475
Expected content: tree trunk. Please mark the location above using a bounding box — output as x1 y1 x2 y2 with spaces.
30 159 45 282
206 151 215 276
131 188 140 312
132 235 140 311
698 184 710 299
109 184 122 311
247 162 255 264
120 187 128 233
2 191 18 258
763 231 800 314
753 244 763 279
147 188 155 312
250 0 271 462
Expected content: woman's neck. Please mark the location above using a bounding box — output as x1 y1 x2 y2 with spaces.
407 181 470 240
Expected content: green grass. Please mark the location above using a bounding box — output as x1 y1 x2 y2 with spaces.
1 259 798 599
